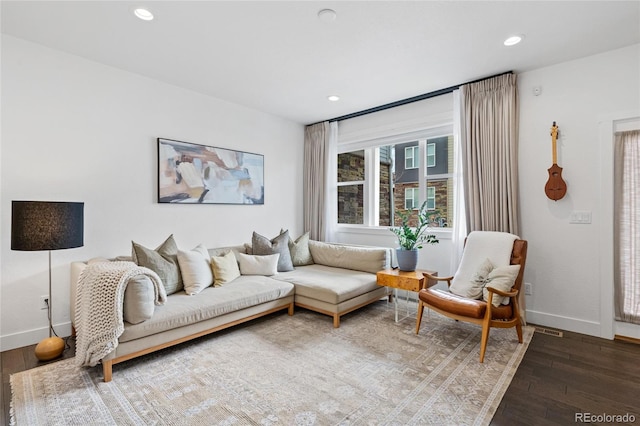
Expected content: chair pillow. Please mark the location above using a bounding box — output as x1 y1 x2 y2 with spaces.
237 252 279 276
450 258 494 299
123 275 155 324
177 244 213 295
252 231 294 272
132 234 183 295
482 265 521 307
210 251 241 287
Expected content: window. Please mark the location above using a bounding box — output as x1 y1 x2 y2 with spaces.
427 143 436 167
336 127 454 229
405 187 419 209
405 146 419 169
426 186 435 210
337 151 365 224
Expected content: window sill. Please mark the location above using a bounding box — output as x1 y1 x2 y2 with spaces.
335 224 453 240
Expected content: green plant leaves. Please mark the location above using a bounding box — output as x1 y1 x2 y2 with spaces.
389 201 439 250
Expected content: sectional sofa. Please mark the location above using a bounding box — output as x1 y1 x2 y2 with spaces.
70 234 392 382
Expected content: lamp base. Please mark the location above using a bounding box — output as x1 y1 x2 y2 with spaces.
35 336 64 361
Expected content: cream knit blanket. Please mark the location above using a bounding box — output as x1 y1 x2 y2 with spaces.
75 261 166 367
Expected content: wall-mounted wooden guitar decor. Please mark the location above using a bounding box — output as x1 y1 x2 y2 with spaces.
544 121 567 201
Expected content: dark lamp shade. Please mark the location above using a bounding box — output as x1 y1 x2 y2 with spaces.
11 201 84 251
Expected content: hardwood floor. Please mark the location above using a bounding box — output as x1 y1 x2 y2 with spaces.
492 329 640 425
1 337 76 426
2 328 639 426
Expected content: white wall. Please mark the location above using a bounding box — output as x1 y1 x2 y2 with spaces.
518 44 640 337
0 36 304 350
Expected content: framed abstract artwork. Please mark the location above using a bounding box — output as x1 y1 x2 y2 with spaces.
157 138 264 204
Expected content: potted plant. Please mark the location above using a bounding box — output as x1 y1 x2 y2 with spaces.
390 201 439 271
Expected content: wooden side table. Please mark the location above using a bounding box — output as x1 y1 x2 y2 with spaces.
376 268 438 322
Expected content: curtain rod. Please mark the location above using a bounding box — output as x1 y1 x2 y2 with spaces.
310 70 513 126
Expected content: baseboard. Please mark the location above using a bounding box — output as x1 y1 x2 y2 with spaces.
0 322 72 352
525 310 603 338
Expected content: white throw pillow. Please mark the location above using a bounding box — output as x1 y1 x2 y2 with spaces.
177 244 213 295
237 252 279 276
482 265 521 307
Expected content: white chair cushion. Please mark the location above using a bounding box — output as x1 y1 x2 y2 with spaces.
449 231 518 298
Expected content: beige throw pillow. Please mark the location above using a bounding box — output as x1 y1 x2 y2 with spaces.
210 251 240 287
132 234 183 295
177 244 213 295
482 265 521 307
237 252 279 276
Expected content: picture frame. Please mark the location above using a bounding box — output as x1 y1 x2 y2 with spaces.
157 138 264 204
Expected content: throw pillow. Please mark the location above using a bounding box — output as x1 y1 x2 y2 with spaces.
210 251 241 287
482 265 521 307
177 244 213 295
131 234 183 295
237 252 279 276
251 231 294 272
282 229 314 266
449 258 495 299
123 275 155 324
468 258 495 299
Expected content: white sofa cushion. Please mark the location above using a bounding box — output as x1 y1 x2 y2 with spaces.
308 241 388 274
275 264 380 304
119 276 294 343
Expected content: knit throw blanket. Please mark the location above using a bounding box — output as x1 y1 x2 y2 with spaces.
75 261 166 367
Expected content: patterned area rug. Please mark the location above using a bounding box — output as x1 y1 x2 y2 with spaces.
11 301 533 425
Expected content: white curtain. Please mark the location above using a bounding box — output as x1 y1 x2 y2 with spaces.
303 121 338 241
451 90 467 271
614 129 640 324
459 73 520 235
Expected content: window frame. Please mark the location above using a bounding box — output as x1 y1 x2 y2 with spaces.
405 187 419 210
405 146 419 169
426 142 436 167
426 186 436 210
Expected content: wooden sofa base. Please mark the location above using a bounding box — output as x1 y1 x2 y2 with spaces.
296 295 386 328
101 302 294 382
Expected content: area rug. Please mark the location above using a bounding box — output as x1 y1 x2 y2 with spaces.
11 301 533 425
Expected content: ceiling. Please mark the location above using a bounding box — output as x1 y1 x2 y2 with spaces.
2 1 639 124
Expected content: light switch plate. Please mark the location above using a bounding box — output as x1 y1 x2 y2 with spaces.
570 210 592 224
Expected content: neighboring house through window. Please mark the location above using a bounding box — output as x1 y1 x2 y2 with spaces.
336 131 454 228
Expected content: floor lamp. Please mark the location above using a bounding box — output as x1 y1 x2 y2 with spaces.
11 201 84 361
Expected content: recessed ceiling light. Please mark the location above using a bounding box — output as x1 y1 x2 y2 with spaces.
327 95 340 102
134 8 154 21
504 35 523 46
318 9 337 23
